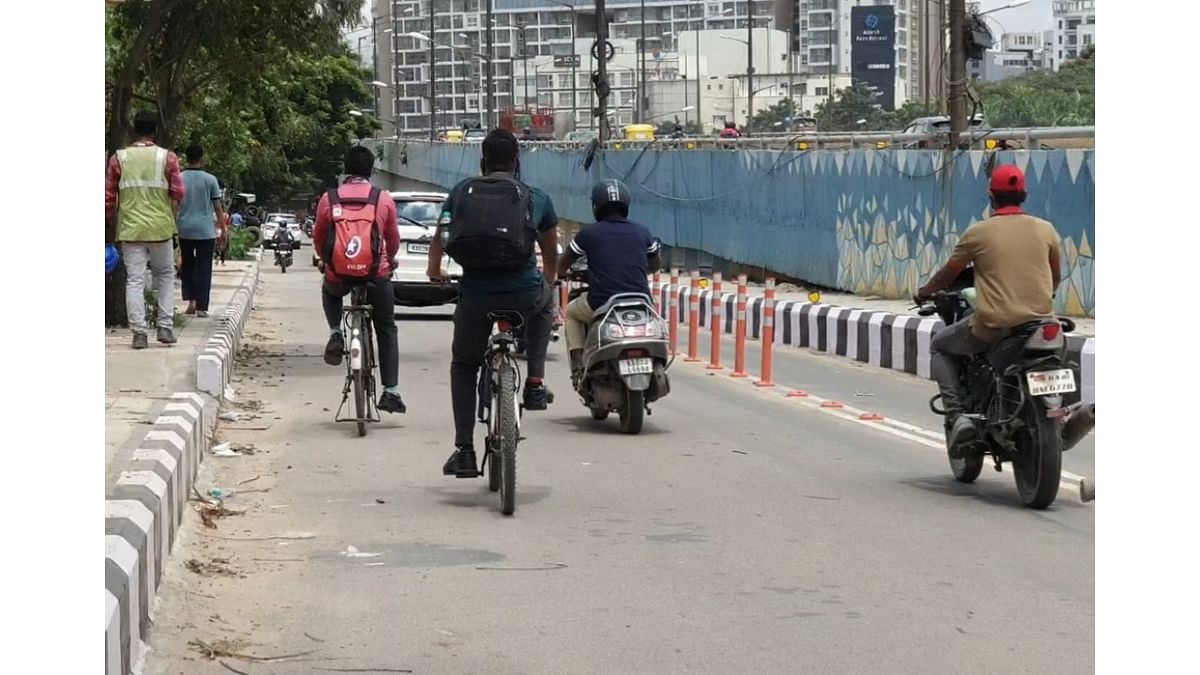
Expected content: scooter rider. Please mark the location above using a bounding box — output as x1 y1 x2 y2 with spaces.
915 164 1062 453
557 179 662 378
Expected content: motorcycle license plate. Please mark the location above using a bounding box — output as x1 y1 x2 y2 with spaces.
1026 369 1076 396
407 243 430 254
618 358 653 376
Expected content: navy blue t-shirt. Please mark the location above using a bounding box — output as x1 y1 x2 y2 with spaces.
569 217 660 309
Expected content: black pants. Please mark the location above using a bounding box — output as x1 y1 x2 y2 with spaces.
180 238 215 310
930 317 991 423
322 278 399 389
451 286 554 448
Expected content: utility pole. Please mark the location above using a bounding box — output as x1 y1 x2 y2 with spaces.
486 0 495 128
428 2 436 141
949 0 966 146
519 20 530 109
695 15 701 133
596 0 611 141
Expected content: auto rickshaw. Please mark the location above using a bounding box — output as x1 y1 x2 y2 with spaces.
623 124 655 141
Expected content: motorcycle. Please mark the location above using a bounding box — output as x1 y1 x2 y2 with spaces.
274 241 294 273
565 260 671 434
918 266 1095 509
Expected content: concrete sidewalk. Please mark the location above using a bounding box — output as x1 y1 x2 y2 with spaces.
104 260 256 490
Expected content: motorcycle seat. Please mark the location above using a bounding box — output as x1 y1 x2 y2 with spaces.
589 293 655 320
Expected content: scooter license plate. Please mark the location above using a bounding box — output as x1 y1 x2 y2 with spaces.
1026 369 1076 396
619 358 653 376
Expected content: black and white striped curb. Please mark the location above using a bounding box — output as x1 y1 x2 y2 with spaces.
106 392 211 675
655 282 1095 406
197 259 261 398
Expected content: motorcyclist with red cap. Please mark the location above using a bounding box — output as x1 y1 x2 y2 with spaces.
915 164 1063 451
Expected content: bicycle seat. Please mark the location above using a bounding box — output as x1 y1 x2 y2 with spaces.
488 310 524 329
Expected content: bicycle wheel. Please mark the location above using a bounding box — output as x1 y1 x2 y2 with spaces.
352 315 367 437
496 362 518 516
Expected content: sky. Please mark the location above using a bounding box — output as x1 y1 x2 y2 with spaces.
975 0 1055 35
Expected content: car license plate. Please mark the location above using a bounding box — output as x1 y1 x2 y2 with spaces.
618 358 653 376
407 243 429 254
1026 369 1076 396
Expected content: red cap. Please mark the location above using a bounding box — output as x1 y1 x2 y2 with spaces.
989 164 1026 193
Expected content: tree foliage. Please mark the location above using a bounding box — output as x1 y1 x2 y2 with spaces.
104 0 377 202
975 49 1095 127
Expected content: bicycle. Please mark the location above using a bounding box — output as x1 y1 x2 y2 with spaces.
476 310 525 516
335 283 380 437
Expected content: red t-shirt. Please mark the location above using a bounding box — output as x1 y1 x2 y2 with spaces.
313 177 400 281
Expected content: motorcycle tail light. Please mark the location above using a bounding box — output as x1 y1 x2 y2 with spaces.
497 320 511 333
1042 323 1061 340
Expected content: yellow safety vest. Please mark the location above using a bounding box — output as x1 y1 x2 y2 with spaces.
116 145 176 242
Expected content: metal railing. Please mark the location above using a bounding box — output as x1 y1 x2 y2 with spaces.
369 126 1095 152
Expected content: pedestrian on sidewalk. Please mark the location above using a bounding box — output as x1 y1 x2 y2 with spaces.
105 111 186 349
177 144 225 317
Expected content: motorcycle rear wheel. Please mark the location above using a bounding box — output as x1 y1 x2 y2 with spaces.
949 453 984 483
1012 399 1062 509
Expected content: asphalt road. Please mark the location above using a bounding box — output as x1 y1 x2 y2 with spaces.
144 262 1094 675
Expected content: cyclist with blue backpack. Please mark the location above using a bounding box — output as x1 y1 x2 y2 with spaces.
313 146 407 415
426 129 559 477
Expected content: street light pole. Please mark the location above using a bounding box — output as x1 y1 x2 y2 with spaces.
596 0 611 141
746 4 754 134
428 2 436 141
639 0 646 123
696 6 702 132
486 0 495 128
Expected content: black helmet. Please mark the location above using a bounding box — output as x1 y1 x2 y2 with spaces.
591 178 631 221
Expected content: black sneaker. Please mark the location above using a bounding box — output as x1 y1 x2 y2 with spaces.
442 448 480 478
946 415 978 460
378 391 407 414
157 327 177 344
324 332 345 366
523 382 552 410
132 333 149 350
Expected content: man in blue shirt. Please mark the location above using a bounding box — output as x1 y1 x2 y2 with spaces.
426 130 560 478
557 178 661 375
176 145 225 317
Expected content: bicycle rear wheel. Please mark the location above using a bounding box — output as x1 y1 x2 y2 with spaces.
352 315 367 437
496 362 518 515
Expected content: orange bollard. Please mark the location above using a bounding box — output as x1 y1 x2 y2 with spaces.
730 274 749 378
755 278 776 387
667 269 679 356
707 272 724 370
685 270 702 362
651 271 662 317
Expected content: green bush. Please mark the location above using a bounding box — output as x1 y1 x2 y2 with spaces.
227 229 258 260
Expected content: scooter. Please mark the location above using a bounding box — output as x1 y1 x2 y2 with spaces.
566 263 671 434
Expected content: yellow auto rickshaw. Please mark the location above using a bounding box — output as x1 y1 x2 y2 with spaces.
443 130 464 143
623 124 655 141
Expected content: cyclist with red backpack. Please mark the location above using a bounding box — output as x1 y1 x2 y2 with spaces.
313 146 406 414
426 129 559 477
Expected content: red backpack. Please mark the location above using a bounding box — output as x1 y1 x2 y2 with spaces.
323 186 384 280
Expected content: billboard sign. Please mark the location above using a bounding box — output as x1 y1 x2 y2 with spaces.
850 6 896 110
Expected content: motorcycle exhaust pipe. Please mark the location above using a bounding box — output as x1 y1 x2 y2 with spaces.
1061 402 1095 452
549 331 560 343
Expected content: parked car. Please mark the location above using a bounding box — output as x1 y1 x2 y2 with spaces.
902 114 989 148
464 128 488 142
565 130 599 143
262 213 303 249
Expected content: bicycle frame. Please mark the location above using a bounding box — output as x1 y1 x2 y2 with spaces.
478 317 523 462
335 286 381 424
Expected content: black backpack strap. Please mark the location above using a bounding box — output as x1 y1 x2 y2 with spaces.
326 187 341 206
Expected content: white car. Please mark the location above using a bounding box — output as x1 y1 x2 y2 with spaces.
389 191 462 307
261 213 303 250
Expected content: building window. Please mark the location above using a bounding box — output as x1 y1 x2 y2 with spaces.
706 84 712 91
815 86 828 96
558 92 572 106
718 83 724 91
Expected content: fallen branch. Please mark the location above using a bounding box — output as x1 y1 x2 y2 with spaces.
219 661 252 675
203 533 316 542
475 562 568 571
237 475 262 486
314 669 413 674
303 632 326 643
189 639 317 663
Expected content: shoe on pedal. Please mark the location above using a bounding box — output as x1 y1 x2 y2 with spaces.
523 381 552 410
378 391 407 414
324 332 345 366
442 448 480 478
